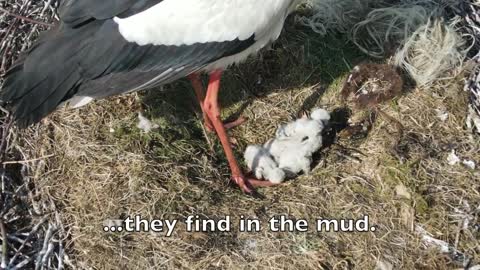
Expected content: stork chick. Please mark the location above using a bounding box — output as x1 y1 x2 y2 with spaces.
265 131 323 177
244 145 286 184
266 108 330 177
276 108 330 138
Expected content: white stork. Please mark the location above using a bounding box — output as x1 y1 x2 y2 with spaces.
0 0 303 193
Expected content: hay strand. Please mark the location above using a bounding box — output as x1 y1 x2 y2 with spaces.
394 19 468 87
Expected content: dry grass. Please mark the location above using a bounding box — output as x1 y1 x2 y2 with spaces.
3 18 479 269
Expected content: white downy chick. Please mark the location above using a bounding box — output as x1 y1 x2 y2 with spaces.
276 108 330 138
244 145 286 184
310 108 331 125
267 108 330 177
264 133 322 177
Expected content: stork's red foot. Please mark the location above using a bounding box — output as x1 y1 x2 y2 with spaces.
221 116 247 131
203 116 247 133
232 172 279 194
244 171 280 188
248 178 279 188
188 73 247 132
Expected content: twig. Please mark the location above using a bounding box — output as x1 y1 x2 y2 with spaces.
8 216 48 268
51 201 66 270
335 150 362 163
0 107 9 115
0 117 13 164
0 219 7 269
25 162 43 216
57 240 64 270
9 257 32 270
335 143 368 157
41 242 55 270
0 7 53 27
4 235 29 247
2 154 55 165
35 223 55 270
20 0 55 52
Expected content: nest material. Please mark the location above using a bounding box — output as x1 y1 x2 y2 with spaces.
304 0 480 131
458 1 480 129
303 0 471 82
341 63 404 109
0 1 64 269
352 3 435 58
0 1 478 269
302 0 459 57
300 0 383 36
394 19 467 87
454 0 480 59
0 0 57 74
466 62 480 132
468 64 480 117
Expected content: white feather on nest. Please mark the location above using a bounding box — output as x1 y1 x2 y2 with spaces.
137 112 159 133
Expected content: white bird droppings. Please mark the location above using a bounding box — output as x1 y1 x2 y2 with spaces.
462 159 476 170
434 108 449 122
447 150 476 170
137 112 159 133
447 150 461 165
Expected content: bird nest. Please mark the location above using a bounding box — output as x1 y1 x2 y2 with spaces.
1 1 480 269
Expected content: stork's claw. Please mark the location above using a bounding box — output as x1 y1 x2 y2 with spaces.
248 179 279 188
231 174 254 194
231 174 277 197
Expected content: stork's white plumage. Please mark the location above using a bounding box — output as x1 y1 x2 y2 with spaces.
0 0 303 193
115 1 295 45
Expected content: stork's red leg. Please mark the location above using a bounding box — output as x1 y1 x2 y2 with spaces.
189 73 247 132
189 73 214 131
203 71 277 192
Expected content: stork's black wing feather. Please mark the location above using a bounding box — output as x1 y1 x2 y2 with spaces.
59 0 159 27
0 1 256 127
